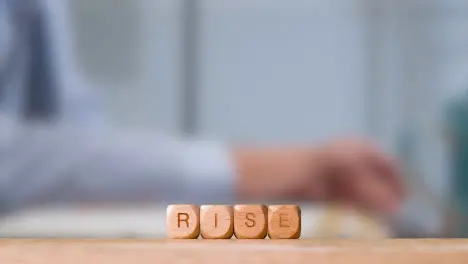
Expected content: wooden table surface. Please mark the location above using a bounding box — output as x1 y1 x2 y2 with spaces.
1 239 468 264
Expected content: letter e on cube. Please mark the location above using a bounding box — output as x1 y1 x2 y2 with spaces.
268 205 301 239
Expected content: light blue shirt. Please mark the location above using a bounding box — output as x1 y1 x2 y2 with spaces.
0 0 235 213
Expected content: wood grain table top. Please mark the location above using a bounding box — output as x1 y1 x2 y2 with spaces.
1 239 467 264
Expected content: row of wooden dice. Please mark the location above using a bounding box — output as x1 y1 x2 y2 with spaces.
167 204 301 239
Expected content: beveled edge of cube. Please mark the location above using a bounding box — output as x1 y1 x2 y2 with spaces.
233 204 268 211
268 204 301 213
200 204 233 210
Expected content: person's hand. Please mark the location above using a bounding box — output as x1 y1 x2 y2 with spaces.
233 139 405 214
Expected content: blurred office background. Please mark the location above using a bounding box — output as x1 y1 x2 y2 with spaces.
1 0 468 238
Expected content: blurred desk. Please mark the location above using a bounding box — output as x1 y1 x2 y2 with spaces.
0 239 467 263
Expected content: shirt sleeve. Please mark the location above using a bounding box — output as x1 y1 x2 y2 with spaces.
0 116 237 213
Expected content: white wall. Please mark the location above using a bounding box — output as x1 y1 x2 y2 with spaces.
56 0 184 131
197 0 371 143
61 0 374 142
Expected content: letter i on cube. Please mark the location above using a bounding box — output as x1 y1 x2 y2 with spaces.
166 204 301 239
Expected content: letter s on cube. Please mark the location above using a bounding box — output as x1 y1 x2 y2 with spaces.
233 205 268 239
166 205 200 239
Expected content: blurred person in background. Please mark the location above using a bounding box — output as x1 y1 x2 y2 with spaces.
0 0 404 216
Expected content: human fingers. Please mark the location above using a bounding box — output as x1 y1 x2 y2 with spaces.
360 145 406 201
347 165 401 214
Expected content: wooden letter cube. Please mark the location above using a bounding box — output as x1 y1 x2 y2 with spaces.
233 205 268 239
166 204 200 239
200 205 234 239
267 205 301 239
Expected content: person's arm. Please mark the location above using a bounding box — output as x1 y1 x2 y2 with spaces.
0 0 237 212
0 116 236 213
0 117 405 216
